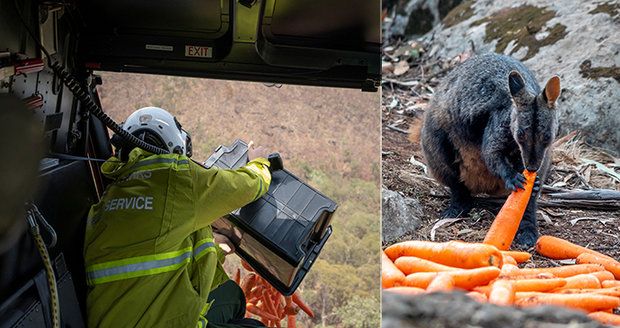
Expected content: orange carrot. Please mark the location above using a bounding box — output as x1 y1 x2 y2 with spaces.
384 240 503 269
292 292 314 318
602 280 620 288
500 251 532 263
515 293 620 313
576 253 620 280
403 267 501 290
588 311 620 325
500 264 520 275
476 278 567 295
246 303 280 321
394 256 460 274
287 315 296 328
233 268 241 284
502 255 518 266
591 271 616 283
385 286 426 295
262 290 277 317
553 274 600 291
535 235 614 260
467 291 488 302
501 264 605 278
242 260 255 272
553 287 620 297
382 251 406 288
426 273 455 292
483 170 536 250
489 280 515 306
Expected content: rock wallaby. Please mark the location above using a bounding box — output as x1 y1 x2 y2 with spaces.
421 53 561 247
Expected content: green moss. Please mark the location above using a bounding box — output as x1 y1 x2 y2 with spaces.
579 60 620 83
442 0 474 28
589 2 620 17
473 5 567 60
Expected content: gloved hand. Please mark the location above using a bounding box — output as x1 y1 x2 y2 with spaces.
213 232 235 255
248 141 269 161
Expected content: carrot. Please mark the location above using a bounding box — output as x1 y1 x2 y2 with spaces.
287 315 296 328
553 287 620 297
403 267 501 290
515 293 620 313
591 271 616 283
483 170 536 250
385 286 426 295
500 251 532 263
602 280 620 288
553 274 600 291
576 253 620 280
394 256 460 274
489 280 515 306
499 272 556 280
588 311 620 325
246 303 280 321
233 268 241 284
241 260 254 272
476 278 567 295
262 290 277 317
382 251 406 288
535 235 614 260
427 273 455 292
292 292 314 318
500 264 520 275
502 255 518 266
501 264 605 278
467 291 488 302
384 240 503 269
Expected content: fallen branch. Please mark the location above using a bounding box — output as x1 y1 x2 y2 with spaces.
387 125 409 134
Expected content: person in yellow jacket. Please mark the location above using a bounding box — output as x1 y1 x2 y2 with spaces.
84 107 271 328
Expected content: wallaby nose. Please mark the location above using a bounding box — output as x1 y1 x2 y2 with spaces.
526 166 539 172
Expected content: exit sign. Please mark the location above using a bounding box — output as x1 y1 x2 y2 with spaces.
185 45 213 58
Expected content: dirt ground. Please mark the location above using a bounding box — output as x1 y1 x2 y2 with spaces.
381 41 620 265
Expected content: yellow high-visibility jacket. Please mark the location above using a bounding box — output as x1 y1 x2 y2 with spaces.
84 148 271 328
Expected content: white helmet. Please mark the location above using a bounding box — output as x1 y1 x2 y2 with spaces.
122 107 192 156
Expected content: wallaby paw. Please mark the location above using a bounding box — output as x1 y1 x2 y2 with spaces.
441 204 471 219
505 172 526 191
531 175 541 195
514 226 539 248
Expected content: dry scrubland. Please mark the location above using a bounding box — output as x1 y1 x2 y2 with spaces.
98 72 381 327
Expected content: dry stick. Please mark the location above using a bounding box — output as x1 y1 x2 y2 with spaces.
386 125 409 134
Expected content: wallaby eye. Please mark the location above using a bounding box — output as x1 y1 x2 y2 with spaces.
517 129 526 139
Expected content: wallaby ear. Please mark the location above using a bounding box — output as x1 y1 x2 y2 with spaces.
543 76 561 108
508 71 526 97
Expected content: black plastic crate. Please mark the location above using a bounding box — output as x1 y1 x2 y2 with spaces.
205 140 337 295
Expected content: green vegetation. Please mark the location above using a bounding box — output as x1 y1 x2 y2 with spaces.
579 60 620 83
472 5 567 60
442 0 475 28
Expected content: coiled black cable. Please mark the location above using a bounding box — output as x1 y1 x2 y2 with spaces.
49 62 168 154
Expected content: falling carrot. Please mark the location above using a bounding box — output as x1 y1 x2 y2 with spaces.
241 260 255 272
488 280 515 306
292 292 314 318
500 251 532 263
535 235 614 260
501 264 604 278
576 253 620 280
483 170 536 250
233 268 241 284
588 311 620 325
403 267 501 290
552 274 600 291
426 273 455 292
515 293 620 313
384 240 503 269
382 251 406 288
246 303 280 321
287 315 296 328
394 256 460 275
241 273 257 297
385 286 426 295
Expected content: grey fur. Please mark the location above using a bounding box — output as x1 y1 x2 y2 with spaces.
421 53 560 247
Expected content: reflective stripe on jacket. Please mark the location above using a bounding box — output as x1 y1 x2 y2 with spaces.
84 147 270 328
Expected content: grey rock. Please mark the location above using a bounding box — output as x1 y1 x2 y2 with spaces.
425 0 620 154
383 292 606 328
382 188 423 243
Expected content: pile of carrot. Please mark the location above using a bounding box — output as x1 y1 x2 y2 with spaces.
236 261 314 327
382 170 620 326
